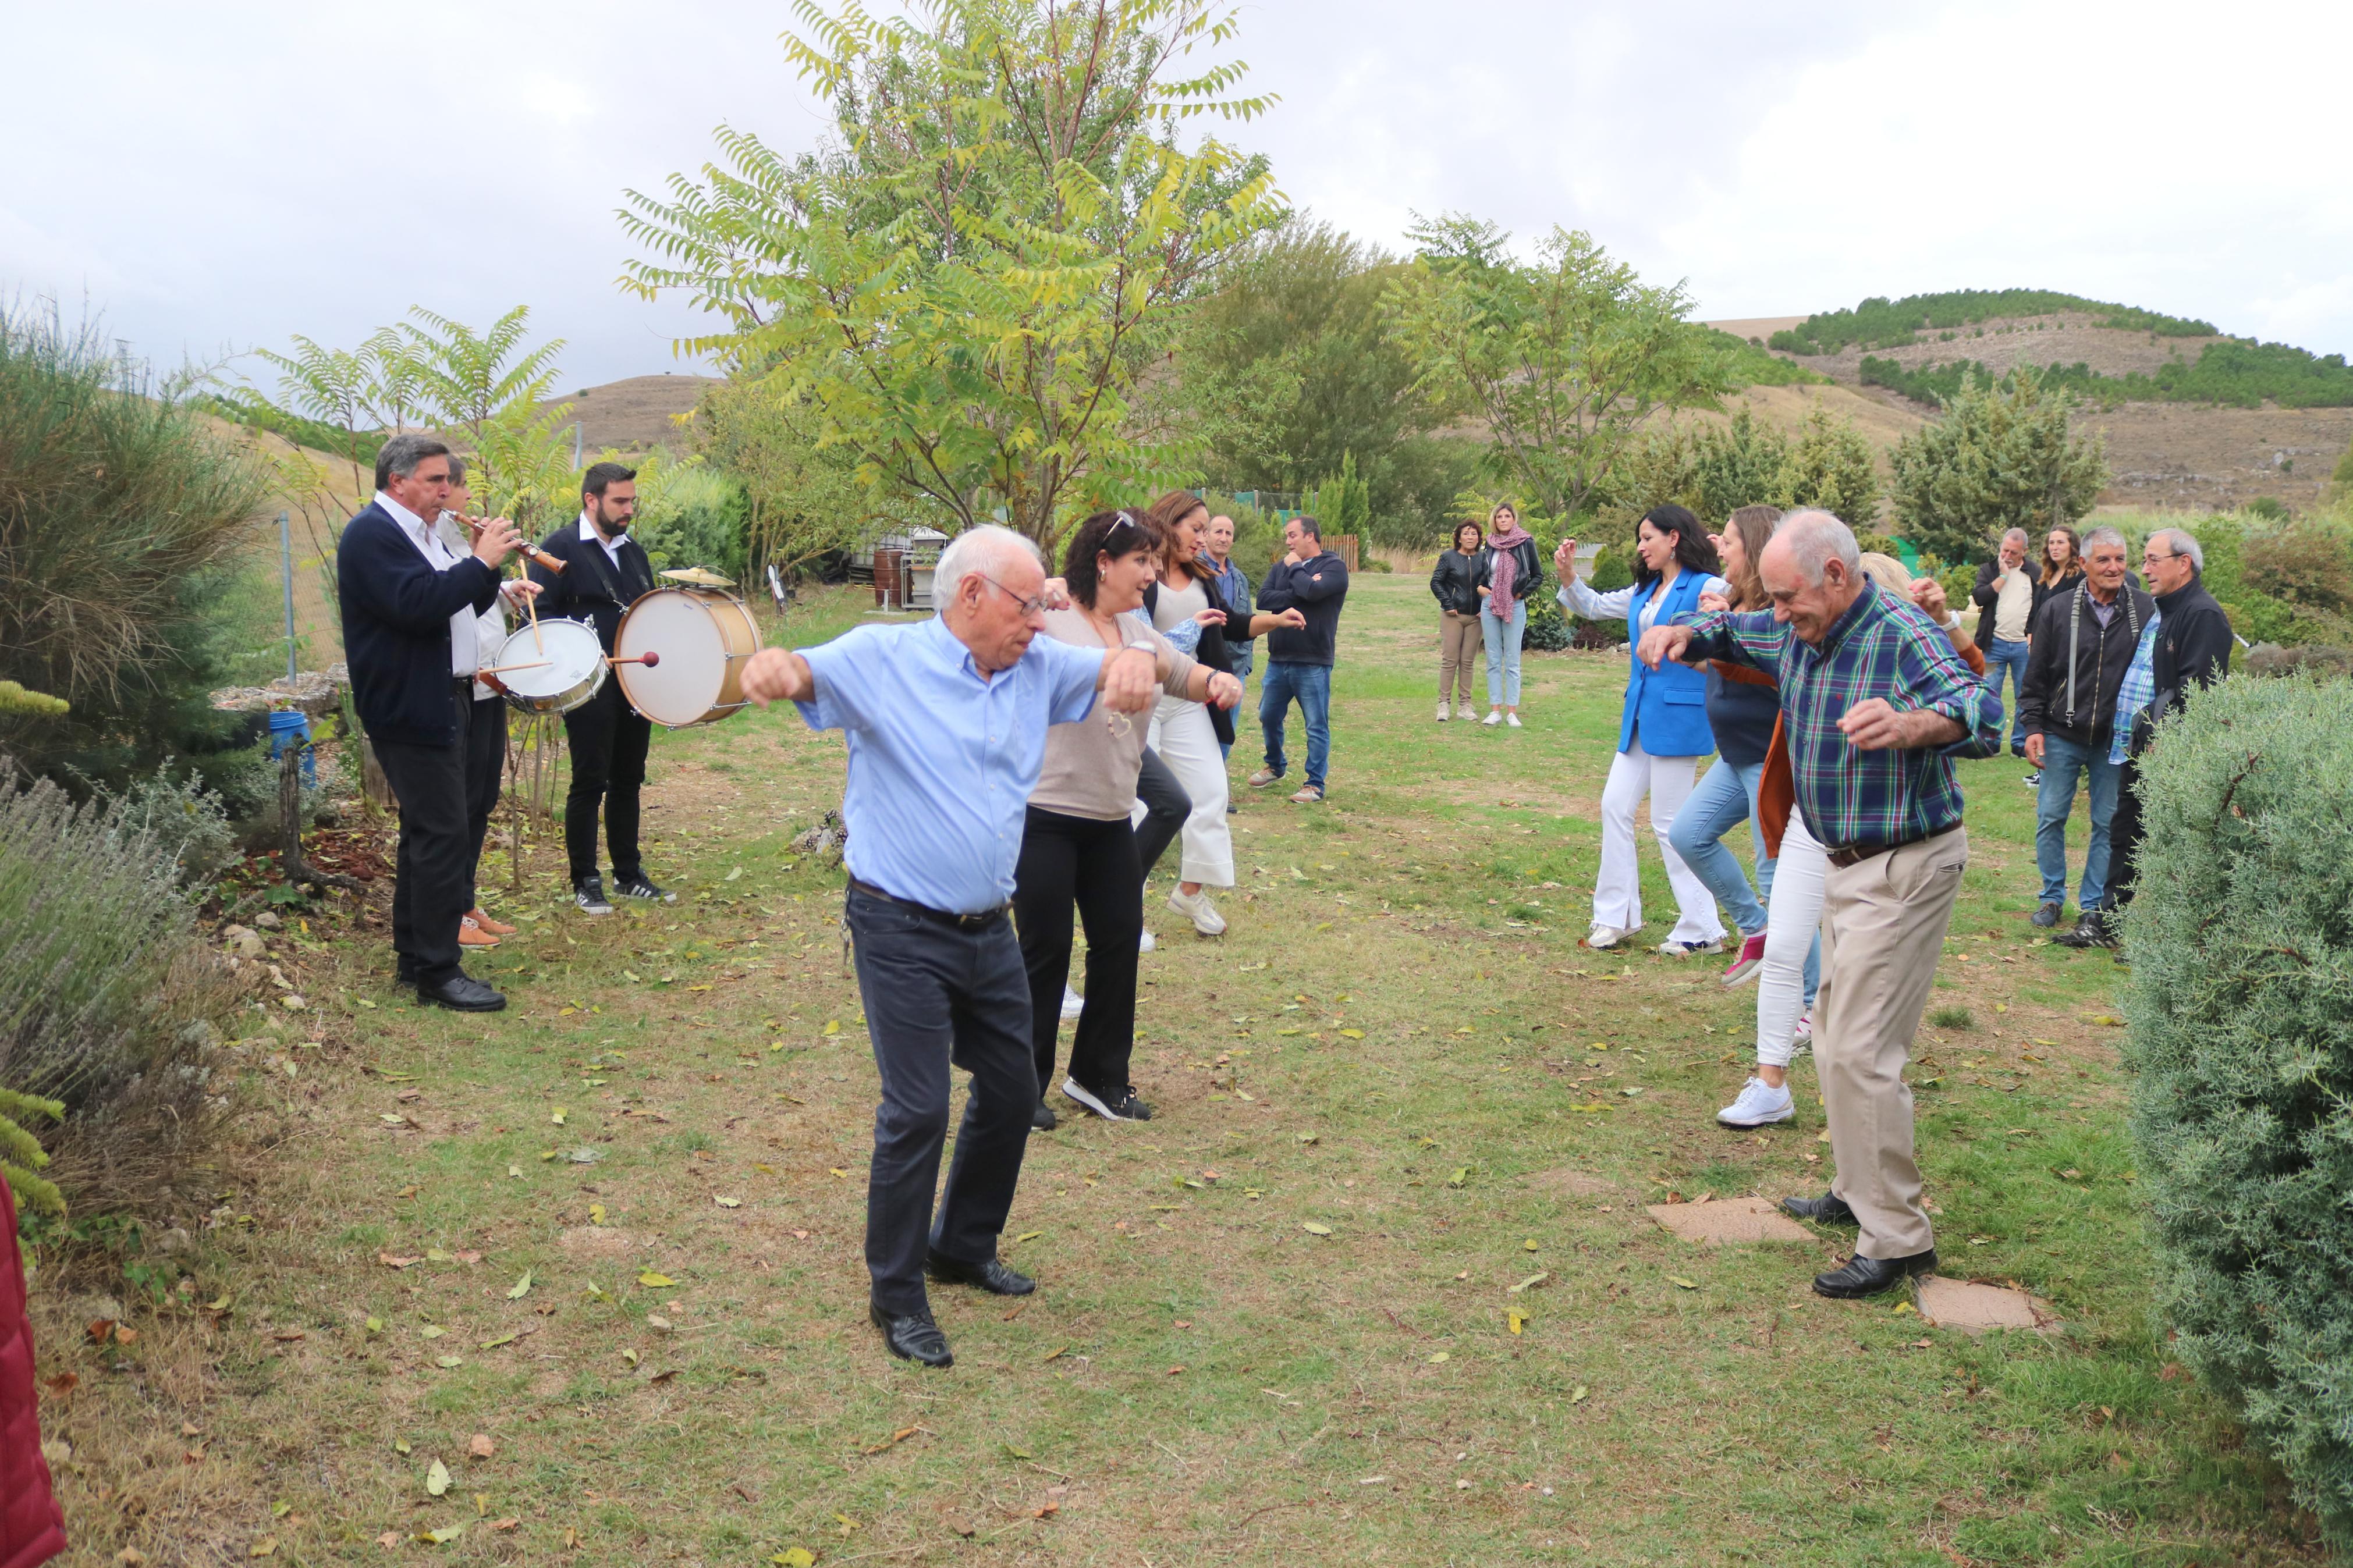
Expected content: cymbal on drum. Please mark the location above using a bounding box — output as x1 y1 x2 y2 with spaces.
659 567 737 587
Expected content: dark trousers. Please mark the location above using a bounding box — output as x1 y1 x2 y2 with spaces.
844 887 1037 1316
562 681 652 884
463 695 507 910
1013 807 1144 1098
372 685 474 986
1131 745 1191 884
2107 756 2145 915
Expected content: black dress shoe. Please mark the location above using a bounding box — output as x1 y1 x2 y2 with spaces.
1031 1100 1057 1132
1813 1249 1937 1299
417 973 507 1012
927 1250 1035 1296
869 1302 953 1367
1780 1190 1858 1226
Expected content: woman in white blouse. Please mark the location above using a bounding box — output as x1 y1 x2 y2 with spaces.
1554 504 1729 954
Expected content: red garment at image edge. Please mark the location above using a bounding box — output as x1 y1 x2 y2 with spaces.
0 1175 64 1568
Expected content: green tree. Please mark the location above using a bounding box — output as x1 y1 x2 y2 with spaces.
692 380 874 577
1303 449 1369 539
1178 218 1472 543
622 0 1283 547
0 307 272 788
1780 403 1883 525
398 307 576 531
1688 408 1791 521
1887 366 2106 565
1383 214 1725 523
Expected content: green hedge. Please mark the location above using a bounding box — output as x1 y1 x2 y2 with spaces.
2124 674 2353 1549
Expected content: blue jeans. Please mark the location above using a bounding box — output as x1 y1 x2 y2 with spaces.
1482 600 1525 707
1259 661 1330 791
2035 733 2121 908
1667 758 1819 1004
1220 646 1253 762
1985 637 2031 755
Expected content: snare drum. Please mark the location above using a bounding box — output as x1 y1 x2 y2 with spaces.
489 619 608 716
613 588 761 728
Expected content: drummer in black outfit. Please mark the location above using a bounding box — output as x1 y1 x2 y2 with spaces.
528 461 675 915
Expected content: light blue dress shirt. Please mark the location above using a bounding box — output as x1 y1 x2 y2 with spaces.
795 616 1103 914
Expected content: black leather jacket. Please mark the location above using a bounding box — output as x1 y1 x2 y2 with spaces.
1430 549 1483 616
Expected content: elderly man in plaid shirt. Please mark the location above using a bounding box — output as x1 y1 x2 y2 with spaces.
1639 510 2003 1298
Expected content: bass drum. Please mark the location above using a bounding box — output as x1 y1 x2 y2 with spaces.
614 588 761 728
488 618 607 715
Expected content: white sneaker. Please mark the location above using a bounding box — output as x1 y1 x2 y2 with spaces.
1717 1076 1795 1128
1138 927 1156 953
1659 937 1725 957
1587 923 1639 950
1436 701 1451 722
1167 886 1226 936
1456 701 1478 721
1482 710 1503 726
1792 1009 1813 1044
1505 712 1522 728
1060 985 1084 1022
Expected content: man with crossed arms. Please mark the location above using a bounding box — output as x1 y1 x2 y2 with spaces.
739 525 1167 1367
1639 510 2003 1297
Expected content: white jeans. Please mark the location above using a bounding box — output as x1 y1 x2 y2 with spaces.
1136 696 1234 887
1756 810 1827 1067
1594 741 1721 944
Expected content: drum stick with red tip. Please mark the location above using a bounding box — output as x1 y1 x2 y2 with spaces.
608 651 661 669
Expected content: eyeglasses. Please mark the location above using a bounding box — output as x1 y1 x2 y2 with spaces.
2142 552 2180 566
978 575 1048 618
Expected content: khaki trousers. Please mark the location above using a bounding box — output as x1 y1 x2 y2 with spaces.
1439 610 1484 704
1818 826 1968 1260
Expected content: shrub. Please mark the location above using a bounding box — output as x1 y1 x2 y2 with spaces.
2125 675 2353 1549
1887 367 2107 567
2241 514 2353 614
0 305 274 791
1689 410 1790 522
0 763 234 1217
633 461 750 582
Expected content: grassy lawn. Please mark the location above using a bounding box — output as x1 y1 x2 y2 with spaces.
42 577 2319 1566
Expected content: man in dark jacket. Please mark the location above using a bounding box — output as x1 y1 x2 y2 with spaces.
2016 526 2155 939
2097 528 2233 946
338 435 537 1011
1248 514 1349 803
529 461 672 915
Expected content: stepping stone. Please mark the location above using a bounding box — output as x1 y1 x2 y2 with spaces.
1645 1196 1811 1245
1917 1276 2057 1333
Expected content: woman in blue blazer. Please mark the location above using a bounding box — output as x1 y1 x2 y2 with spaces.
1555 505 1729 955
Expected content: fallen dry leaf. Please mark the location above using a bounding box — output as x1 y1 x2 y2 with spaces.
468 1434 495 1460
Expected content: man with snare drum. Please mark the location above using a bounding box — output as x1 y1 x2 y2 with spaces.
529 461 673 915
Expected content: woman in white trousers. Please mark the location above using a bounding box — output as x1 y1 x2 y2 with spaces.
1556 506 1729 955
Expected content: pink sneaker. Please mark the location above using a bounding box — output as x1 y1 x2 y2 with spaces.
1792 1009 1814 1046
1720 930 1768 987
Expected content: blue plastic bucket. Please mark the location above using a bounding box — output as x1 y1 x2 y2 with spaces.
268 709 315 785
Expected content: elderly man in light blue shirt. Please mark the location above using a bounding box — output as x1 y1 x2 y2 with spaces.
740 524 1159 1368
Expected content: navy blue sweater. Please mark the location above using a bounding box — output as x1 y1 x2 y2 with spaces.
1256 550 1350 666
336 502 502 748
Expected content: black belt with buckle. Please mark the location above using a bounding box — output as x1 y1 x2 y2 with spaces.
1825 826 1957 869
846 877 1008 932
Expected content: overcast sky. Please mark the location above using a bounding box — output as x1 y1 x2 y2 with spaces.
9 1 2347 390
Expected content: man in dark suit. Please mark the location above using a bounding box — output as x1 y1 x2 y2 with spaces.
337 435 538 1011
528 461 673 915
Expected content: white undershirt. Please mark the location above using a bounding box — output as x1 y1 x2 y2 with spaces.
579 513 630 568
378 490 478 677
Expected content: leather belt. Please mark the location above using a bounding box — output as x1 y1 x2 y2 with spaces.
1824 826 1954 869
847 877 1008 932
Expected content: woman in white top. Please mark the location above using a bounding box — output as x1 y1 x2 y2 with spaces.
1554 504 1729 955
1131 490 1304 937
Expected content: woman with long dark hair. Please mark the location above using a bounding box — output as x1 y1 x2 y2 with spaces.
1014 510 1241 1127
1475 502 1541 727
1430 520 1485 720
2024 525 2085 785
1131 489 1304 936
1555 504 1728 954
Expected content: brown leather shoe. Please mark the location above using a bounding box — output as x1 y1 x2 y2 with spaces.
466 908 517 937
458 917 499 948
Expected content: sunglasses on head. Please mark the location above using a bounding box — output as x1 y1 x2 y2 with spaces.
1103 512 1147 554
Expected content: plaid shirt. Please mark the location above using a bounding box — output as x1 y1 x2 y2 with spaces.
2108 611 2163 765
1679 579 2003 849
